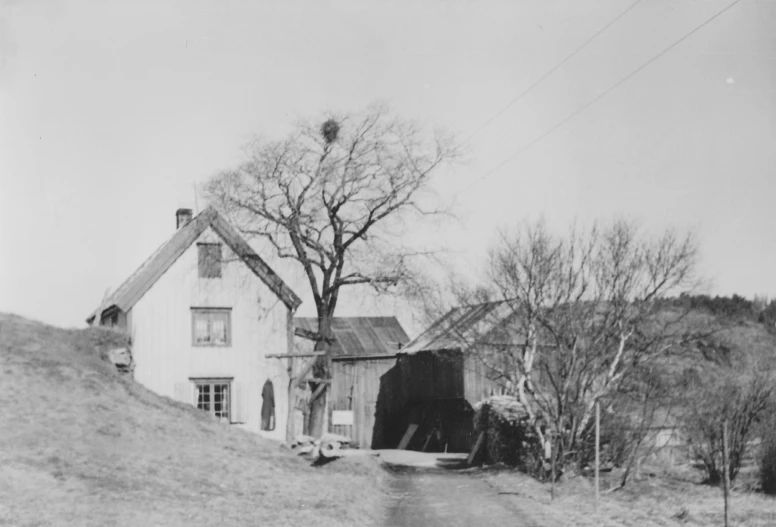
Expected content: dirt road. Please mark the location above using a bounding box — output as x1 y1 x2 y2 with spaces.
383 455 544 527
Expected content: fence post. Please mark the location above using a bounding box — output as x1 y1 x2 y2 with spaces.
722 419 730 527
595 401 600 515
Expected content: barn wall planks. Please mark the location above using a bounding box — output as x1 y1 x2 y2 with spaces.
128 226 292 441
328 356 397 449
463 351 496 406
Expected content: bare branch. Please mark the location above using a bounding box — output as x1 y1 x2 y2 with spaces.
204 102 461 437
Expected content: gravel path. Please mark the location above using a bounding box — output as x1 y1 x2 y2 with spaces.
384 465 543 527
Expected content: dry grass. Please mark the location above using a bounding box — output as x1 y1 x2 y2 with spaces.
480 462 776 527
0 313 388 527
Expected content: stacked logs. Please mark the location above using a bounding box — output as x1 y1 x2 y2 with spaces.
473 395 543 473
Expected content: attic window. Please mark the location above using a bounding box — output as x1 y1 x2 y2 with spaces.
198 243 222 278
192 308 231 346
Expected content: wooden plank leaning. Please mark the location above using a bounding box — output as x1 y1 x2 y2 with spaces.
467 431 486 465
397 424 419 450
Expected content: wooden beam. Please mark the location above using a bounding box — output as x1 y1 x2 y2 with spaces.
467 432 486 465
331 354 398 362
422 429 436 452
310 382 328 402
397 424 419 450
266 351 325 359
293 327 335 343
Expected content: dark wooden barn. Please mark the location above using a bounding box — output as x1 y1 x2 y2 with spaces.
373 303 508 452
293 317 410 448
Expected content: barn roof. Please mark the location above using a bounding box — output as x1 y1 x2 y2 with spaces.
293 317 410 357
86 206 301 324
399 301 517 354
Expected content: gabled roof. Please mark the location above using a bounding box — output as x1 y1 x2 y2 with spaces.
87 206 301 323
293 317 410 357
400 301 518 354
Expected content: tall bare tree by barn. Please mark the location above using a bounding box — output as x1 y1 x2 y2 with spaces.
206 102 459 437
458 219 700 468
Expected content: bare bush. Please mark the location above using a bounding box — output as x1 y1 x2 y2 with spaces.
456 218 700 471
759 421 776 494
684 369 772 484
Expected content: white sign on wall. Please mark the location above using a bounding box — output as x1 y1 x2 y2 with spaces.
332 410 354 426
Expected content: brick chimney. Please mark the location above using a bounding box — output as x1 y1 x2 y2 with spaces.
176 208 193 229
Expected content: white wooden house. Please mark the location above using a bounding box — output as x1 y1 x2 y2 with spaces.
87 207 302 441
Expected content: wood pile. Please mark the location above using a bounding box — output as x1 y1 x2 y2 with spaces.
472 395 543 472
291 433 377 462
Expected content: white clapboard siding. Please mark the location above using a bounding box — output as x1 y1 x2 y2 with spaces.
129 226 292 439
174 381 195 406
232 382 249 424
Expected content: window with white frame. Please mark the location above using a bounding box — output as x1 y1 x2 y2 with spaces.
193 379 231 421
191 308 231 346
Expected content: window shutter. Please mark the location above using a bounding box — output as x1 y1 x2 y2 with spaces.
198 244 222 278
232 383 248 424
174 382 194 406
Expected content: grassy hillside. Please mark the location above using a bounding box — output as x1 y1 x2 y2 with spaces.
665 295 776 370
0 313 387 527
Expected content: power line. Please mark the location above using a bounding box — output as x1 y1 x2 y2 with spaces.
471 0 745 186
463 0 644 144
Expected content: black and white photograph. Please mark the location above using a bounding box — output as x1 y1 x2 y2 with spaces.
1 0 774 525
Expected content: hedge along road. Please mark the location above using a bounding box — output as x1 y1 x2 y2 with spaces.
380 452 544 527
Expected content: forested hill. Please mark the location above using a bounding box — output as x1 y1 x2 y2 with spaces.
658 294 776 374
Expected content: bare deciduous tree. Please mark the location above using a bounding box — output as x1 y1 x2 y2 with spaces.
459 219 700 468
684 367 773 484
205 102 459 437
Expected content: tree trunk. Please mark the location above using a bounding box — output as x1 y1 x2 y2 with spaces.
620 440 642 488
307 311 333 438
308 385 327 438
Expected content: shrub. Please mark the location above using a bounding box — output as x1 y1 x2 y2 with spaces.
759 428 776 494
684 370 772 484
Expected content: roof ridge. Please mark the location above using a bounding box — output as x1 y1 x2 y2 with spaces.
87 207 300 323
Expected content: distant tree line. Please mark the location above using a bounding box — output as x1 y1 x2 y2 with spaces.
661 293 776 328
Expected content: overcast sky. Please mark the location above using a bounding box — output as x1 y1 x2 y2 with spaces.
1 0 774 330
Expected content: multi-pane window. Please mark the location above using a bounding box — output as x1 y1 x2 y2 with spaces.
194 380 231 421
198 243 222 278
192 308 231 346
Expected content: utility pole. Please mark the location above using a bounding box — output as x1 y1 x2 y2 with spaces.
595 400 600 515
722 419 730 527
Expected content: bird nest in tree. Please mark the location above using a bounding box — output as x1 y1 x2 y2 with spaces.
473 395 544 475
